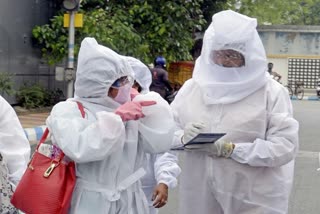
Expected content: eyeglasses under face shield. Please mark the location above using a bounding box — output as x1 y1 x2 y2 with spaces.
211 49 245 68
111 76 134 89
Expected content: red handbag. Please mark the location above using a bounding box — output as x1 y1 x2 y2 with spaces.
11 101 85 214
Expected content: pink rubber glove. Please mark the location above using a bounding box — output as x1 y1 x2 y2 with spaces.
115 100 157 121
130 88 140 100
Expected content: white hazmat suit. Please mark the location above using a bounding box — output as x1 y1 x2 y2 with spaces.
125 57 181 214
0 96 30 186
46 38 175 214
171 10 299 214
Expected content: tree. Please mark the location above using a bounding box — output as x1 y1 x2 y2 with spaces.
32 0 210 65
202 0 226 28
224 0 320 25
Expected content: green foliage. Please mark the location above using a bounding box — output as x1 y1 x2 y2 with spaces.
17 84 48 109
202 0 227 28
16 84 64 109
0 72 15 96
32 13 68 65
289 0 320 25
45 88 65 106
32 0 209 65
225 0 320 25
79 8 146 59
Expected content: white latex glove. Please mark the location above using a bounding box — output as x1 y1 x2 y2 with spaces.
182 122 206 144
185 140 234 158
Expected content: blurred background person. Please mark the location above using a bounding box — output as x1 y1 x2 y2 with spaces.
126 56 181 214
268 62 282 82
150 56 173 101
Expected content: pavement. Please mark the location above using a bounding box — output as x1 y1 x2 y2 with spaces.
293 89 319 101
292 95 319 101
18 112 49 128
15 109 50 144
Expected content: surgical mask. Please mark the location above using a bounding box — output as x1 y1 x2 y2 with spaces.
113 84 131 104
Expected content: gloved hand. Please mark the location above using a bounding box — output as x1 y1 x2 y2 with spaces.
130 88 140 100
185 140 234 158
115 100 156 121
182 122 206 144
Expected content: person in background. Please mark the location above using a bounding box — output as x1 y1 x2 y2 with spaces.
150 56 173 100
267 62 274 74
46 37 175 214
190 38 203 61
125 56 181 214
166 82 182 104
171 10 299 214
268 62 282 82
0 95 30 212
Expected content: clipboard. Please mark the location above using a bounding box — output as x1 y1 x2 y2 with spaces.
171 133 226 150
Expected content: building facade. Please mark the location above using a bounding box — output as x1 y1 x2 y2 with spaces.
259 25 320 91
0 0 63 104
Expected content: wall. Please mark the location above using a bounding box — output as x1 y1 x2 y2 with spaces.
0 0 65 104
259 25 320 89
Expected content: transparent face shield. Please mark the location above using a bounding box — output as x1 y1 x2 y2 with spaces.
111 76 134 89
210 49 245 68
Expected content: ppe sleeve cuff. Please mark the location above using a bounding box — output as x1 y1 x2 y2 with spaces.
157 180 176 189
230 142 252 163
172 130 184 148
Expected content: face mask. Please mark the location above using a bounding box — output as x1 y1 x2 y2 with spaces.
114 84 131 104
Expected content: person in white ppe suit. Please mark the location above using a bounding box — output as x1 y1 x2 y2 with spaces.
0 96 30 205
171 10 299 214
46 37 175 214
125 56 181 214
0 96 30 185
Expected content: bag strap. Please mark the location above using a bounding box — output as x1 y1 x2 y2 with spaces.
35 128 50 153
76 101 85 118
34 101 86 161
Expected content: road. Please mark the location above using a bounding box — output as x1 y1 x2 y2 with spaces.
159 100 320 214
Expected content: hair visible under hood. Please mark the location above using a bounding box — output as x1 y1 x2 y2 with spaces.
73 37 134 111
124 56 152 93
192 10 269 105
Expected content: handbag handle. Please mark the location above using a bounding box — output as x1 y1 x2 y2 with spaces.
34 101 85 162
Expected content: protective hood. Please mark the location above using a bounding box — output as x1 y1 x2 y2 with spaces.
73 37 134 111
125 56 152 94
193 10 269 104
